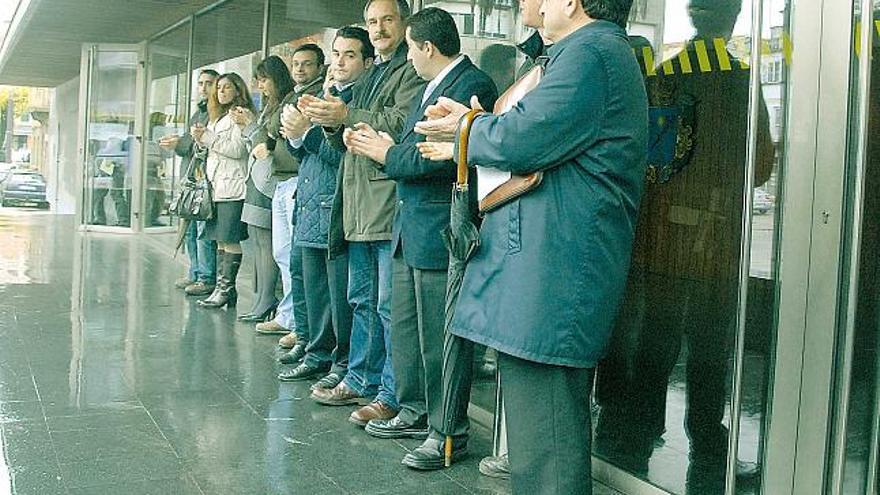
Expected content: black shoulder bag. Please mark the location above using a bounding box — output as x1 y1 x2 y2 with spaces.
170 150 214 221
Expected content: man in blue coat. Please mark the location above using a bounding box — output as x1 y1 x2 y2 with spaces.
277 27 375 387
418 0 647 492
345 6 498 469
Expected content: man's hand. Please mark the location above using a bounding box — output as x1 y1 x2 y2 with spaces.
343 122 396 165
252 142 270 160
416 141 455 162
280 104 312 139
158 135 180 151
299 93 348 127
414 95 484 142
191 123 206 144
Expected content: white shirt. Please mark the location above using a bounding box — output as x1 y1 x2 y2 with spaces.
421 55 466 105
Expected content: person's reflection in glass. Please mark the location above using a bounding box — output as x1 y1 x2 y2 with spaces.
594 0 774 491
479 43 517 94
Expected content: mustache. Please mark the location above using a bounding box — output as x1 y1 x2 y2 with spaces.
373 31 390 39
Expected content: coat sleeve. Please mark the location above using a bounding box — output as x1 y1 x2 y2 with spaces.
344 64 425 138
204 118 249 160
301 125 344 169
174 134 194 158
385 79 498 181
458 45 608 175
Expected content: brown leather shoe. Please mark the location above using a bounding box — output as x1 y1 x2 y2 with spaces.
278 332 297 349
310 381 369 406
349 401 397 427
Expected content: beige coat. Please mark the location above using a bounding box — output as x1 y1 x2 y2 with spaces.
199 114 248 201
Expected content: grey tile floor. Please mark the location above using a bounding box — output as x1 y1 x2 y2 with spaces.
0 212 623 495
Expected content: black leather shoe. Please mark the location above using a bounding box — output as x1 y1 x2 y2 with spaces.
365 414 428 440
310 372 343 391
238 303 276 322
401 437 468 470
279 343 306 365
278 363 329 382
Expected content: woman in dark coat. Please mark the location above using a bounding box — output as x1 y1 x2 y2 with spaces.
230 56 296 322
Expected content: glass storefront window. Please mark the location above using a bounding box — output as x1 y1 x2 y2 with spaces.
145 24 191 229
592 0 786 493
192 0 266 111
835 2 880 493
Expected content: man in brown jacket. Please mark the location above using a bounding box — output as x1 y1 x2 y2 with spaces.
299 0 425 427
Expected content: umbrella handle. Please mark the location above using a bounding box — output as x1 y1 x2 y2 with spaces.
445 435 453 467
457 109 485 187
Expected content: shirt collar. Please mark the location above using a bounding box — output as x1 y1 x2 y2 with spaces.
334 80 357 92
422 55 466 104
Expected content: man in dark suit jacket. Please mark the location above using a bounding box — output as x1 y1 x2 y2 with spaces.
344 7 497 470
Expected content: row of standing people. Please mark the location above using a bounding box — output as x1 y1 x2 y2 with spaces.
165 0 649 493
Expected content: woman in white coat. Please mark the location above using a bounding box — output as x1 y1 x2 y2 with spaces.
191 73 254 308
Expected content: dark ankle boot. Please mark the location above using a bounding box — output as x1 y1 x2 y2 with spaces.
198 252 240 308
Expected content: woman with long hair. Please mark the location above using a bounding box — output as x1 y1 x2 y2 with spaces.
192 72 254 309
229 56 296 323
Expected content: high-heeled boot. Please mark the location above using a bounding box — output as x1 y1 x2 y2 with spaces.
198 252 241 308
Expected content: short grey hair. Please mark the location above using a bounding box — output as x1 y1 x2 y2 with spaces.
364 0 411 21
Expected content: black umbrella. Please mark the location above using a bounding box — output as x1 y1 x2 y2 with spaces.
440 109 484 467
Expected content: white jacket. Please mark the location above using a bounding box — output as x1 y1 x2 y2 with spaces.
198 114 248 201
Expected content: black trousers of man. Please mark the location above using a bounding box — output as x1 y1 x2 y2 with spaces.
500 352 596 494
301 247 352 375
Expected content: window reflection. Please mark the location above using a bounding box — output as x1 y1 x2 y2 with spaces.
593 0 783 493
146 24 191 228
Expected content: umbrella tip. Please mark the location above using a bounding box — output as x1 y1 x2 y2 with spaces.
445 435 453 468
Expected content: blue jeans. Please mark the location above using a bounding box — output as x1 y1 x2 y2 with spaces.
272 177 297 329
185 220 216 283
342 240 397 409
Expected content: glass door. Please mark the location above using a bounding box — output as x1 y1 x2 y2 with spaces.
826 1 880 494
78 44 144 232
145 24 192 231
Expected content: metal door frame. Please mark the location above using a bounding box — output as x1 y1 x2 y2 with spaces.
76 43 147 234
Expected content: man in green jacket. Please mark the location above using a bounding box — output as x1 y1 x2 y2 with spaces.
299 0 425 427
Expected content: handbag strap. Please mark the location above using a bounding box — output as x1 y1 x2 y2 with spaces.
457 109 484 188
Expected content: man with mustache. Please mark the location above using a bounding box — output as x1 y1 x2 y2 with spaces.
299 0 425 428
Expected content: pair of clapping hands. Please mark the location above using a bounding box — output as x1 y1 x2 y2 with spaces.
279 92 348 142
342 95 485 165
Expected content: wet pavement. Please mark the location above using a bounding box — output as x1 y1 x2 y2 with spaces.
0 212 623 495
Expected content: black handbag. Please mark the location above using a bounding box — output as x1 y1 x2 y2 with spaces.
170 153 213 221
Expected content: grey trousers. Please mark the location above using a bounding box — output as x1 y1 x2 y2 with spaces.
499 352 595 495
246 225 278 316
390 254 470 439
301 246 351 375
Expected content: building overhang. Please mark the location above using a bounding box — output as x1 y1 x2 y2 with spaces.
0 0 218 87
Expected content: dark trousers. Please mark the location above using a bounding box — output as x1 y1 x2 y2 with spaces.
500 352 595 495
289 244 309 342
301 246 352 375
390 253 468 438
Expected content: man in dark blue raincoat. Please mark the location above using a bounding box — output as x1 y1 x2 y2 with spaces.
420 0 648 492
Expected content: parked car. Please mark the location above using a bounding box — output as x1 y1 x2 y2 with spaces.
753 189 774 215
0 170 49 209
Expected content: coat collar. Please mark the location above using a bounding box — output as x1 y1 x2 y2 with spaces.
548 19 625 58
517 30 546 62
400 56 475 142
